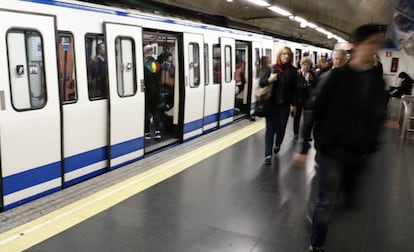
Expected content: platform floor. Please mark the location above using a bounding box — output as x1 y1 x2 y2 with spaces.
1 118 414 252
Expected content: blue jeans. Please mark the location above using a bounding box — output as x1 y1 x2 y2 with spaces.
264 104 290 157
310 152 366 247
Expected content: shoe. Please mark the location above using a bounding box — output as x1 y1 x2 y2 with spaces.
145 132 152 139
273 146 280 154
264 156 271 165
154 130 161 140
309 246 325 252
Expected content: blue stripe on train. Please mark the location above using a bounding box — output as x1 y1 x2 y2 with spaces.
3 161 61 195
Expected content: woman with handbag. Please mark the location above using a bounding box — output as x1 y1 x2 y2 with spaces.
259 47 298 165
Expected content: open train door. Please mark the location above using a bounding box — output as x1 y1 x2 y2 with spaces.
219 37 236 127
251 41 263 116
0 11 61 210
183 33 205 141
104 22 144 169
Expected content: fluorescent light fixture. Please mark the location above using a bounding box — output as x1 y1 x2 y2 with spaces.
226 0 234 2
267 5 292 16
307 22 318 29
246 0 270 7
293 16 307 23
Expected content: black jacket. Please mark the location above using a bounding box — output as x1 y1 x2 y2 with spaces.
259 63 298 110
312 64 386 159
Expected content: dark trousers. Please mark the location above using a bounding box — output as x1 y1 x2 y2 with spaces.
145 94 161 133
293 104 304 136
264 104 290 157
310 152 366 247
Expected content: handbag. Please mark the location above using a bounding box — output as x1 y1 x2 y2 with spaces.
255 83 273 102
254 98 272 117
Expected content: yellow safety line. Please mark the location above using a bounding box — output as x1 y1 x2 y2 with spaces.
0 120 265 251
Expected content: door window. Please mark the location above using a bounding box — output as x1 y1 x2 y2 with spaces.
58 32 77 103
115 37 137 97
7 30 47 110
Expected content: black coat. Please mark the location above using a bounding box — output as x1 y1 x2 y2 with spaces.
259 63 298 109
313 64 386 158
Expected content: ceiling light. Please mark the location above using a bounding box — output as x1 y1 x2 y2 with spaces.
307 22 318 29
226 0 234 2
267 6 292 16
246 0 270 7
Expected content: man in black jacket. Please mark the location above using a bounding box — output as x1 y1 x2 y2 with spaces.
303 24 387 252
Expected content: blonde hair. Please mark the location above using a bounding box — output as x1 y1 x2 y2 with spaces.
300 56 312 66
276 46 293 65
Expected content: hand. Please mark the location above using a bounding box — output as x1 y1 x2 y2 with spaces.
268 73 277 83
290 106 297 117
293 153 308 168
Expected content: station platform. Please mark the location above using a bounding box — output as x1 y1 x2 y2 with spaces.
0 118 413 252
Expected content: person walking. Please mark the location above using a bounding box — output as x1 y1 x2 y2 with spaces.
260 46 298 165
298 24 387 252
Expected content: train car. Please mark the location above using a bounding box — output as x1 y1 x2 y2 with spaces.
0 0 330 211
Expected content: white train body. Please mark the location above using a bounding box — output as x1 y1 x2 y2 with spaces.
0 0 331 210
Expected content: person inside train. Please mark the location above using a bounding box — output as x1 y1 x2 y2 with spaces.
160 51 175 111
293 56 315 140
87 42 108 99
259 46 298 165
143 44 162 140
234 58 246 110
386 71 414 104
296 24 387 252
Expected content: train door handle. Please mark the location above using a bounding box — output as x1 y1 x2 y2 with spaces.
0 90 5 110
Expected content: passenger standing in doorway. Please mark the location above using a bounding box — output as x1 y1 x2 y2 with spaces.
143 45 162 140
301 24 386 252
260 46 298 165
293 56 315 140
160 52 175 110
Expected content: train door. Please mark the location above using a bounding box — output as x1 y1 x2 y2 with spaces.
202 42 220 133
251 42 262 116
218 37 235 127
0 12 61 210
234 41 250 120
183 33 205 140
104 22 144 169
142 30 182 152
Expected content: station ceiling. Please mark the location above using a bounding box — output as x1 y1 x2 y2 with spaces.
84 0 400 48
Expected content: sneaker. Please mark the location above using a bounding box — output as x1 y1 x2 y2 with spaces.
309 246 325 252
273 146 280 154
154 130 161 140
264 156 271 165
145 132 152 139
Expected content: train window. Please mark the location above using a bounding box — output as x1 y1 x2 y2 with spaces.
204 44 209 85
85 34 108 100
7 30 47 110
224 45 232 83
255 48 260 79
58 32 77 103
188 43 200 88
213 44 221 84
265 48 272 59
115 37 137 97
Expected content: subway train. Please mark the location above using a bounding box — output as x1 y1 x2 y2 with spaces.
0 0 331 211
